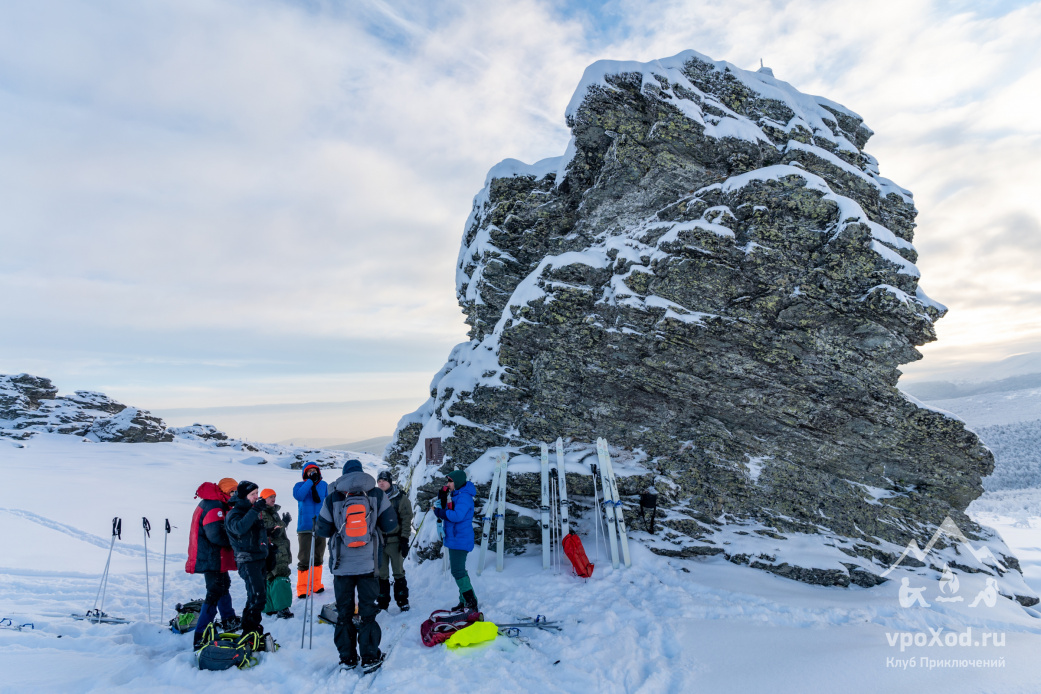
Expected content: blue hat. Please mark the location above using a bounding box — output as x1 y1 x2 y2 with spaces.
342 459 363 475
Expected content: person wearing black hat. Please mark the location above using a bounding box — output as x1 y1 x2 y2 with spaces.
315 459 398 673
225 480 271 640
375 469 413 611
432 469 479 613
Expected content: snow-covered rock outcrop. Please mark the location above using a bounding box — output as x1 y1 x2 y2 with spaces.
387 50 1035 603
1 373 171 443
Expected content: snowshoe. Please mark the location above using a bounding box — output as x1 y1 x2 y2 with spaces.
420 607 483 647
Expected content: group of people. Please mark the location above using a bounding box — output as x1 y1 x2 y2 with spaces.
185 458 478 673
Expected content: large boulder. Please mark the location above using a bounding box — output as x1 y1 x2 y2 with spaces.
388 50 1034 601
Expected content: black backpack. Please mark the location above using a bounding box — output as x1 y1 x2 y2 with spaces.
194 623 260 670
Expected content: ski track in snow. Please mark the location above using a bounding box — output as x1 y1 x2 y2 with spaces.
0 507 183 562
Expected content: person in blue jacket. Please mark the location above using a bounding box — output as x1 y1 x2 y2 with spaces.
432 469 479 612
293 463 328 598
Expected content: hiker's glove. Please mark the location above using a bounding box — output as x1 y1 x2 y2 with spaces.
433 507 447 521
432 498 442 509
400 539 410 555
253 498 267 512
282 512 292 525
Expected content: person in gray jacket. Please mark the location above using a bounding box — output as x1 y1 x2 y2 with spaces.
315 459 398 673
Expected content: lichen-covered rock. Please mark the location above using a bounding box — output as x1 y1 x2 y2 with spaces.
388 50 1035 602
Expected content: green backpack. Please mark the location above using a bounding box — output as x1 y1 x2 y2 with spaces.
170 599 203 634
264 577 293 614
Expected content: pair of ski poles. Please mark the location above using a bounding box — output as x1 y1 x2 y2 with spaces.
92 516 171 623
301 516 317 649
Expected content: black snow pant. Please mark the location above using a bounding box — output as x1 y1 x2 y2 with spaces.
194 571 233 642
334 572 382 662
238 559 266 636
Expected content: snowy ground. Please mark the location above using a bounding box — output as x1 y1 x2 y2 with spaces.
3 435 1041 693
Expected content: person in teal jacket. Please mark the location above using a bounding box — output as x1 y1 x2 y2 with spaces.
432 469 478 612
293 463 328 597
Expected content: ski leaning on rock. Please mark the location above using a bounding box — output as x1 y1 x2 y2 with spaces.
541 443 551 570
477 453 506 575
596 438 632 568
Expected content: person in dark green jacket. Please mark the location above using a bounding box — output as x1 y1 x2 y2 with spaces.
259 489 294 619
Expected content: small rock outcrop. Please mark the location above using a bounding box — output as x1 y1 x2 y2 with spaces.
388 50 1034 601
1 373 172 443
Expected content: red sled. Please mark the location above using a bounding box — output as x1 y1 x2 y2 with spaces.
562 532 594 578
420 607 482 647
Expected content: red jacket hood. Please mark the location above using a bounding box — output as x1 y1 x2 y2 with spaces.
195 481 229 502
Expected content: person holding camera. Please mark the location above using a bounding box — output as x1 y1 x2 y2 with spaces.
293 463 328 598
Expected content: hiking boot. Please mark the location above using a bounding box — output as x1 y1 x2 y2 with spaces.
276 608 294 619
339 653 359 671
220 615 241 632
393 577 409 612
462 589 479 612
361 650 385 674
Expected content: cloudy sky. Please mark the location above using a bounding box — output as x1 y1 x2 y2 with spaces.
2 0 1039 442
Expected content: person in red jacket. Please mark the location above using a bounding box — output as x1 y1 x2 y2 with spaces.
185 477 240 646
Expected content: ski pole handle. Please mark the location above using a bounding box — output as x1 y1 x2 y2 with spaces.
142 517 151 537
165 519 171 534
113 517 122 540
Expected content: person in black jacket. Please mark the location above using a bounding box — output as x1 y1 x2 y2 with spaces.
185 478 240 647
225 480 270 639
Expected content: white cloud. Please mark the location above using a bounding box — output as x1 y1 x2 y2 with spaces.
2 0 1040 427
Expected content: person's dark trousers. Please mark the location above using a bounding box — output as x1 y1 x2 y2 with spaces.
194 571 232 643
238 559 266 636
334 573 382 662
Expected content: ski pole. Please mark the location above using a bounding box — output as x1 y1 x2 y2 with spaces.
142 517 152 622
309 517 316 649
160 519 170 624
93 517 121 622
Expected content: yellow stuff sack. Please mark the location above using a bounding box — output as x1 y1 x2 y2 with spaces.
445 620 498 649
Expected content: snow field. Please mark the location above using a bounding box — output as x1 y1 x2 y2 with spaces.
3 435 1041 692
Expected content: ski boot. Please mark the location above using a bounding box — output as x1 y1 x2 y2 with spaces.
361 650 385 674
339 652 359 672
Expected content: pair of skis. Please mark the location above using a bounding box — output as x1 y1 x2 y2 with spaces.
540 439 570 571
596 438 631 569
477 453 508 575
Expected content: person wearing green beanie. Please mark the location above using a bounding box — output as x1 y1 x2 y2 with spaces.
432 469 479 612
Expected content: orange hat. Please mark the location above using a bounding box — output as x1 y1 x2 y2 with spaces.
260 488 277 499
217 478 237 495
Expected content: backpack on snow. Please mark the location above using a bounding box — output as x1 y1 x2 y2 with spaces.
169 599 204 634
194 623 259 671
264 576 293 614
562 532 594 578
420 607 483 647
316 602 359 626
